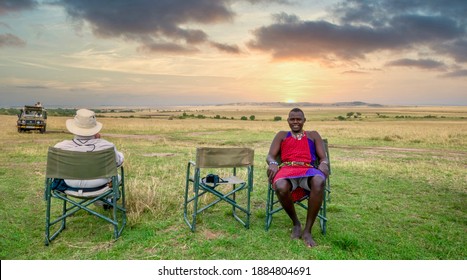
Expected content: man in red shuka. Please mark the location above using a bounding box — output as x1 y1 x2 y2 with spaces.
266 108 329 247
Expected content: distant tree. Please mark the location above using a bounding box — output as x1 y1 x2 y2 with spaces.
337 115 346 121
273 116 282 121
240 116 248 120
249 115 255 121
0 108 20 115
346 112 354 118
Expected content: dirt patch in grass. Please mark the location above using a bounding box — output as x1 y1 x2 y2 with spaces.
188 131 224 136
142 153 176 157
201 228 225 240
331 144 467 157
103 133 164 140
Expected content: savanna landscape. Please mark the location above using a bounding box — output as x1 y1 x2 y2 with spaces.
0 105 465 260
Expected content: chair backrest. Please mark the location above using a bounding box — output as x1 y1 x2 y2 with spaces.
46 147 117 179
323 138 331 175
196 147 254 168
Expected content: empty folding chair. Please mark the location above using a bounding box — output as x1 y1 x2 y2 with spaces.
184 147 254 231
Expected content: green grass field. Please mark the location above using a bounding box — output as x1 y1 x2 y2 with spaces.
0 105 465 260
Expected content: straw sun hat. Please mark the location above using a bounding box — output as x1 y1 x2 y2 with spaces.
66 109 103 136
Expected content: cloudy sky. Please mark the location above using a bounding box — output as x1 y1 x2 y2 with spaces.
1 0 466 107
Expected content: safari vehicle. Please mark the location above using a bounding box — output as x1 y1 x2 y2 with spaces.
17 105 47 133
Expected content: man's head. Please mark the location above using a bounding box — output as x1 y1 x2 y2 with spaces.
287 108 306 133
66 109 103 136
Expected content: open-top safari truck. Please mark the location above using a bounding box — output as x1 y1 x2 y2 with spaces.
17 105 47 133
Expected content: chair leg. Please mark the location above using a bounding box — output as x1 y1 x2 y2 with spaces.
264 184 274 231
245 185 251 229
191 181 200 232
184 180 199 232
183 165 198 231
320 188 327 235
45 193 67 245
45 187 52 246
231 184 236 218
112 196 118 238
111 183 126 239
119 184 127 238
183 177 189 227
62 198 67 230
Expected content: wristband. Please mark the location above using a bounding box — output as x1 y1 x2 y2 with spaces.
269 161 279 165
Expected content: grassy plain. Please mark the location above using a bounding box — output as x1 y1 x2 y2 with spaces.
0 105 465 260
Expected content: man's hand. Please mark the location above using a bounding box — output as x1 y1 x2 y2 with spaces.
267 163 279 183
318 162 329 177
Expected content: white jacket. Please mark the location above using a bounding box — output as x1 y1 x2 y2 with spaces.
54 136 124 189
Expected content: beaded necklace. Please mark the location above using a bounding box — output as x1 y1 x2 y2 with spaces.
291 130 305 140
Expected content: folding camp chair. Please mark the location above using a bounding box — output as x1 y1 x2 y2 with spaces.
265 139 331 234
184 147 254 232
44 147 126 245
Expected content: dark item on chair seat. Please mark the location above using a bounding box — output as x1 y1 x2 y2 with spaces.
202 173 227 188
205 174 220 184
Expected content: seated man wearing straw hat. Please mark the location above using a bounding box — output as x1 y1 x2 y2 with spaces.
54 108 124 190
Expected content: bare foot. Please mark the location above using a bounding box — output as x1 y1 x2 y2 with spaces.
291 224 302 239
301 232 317 247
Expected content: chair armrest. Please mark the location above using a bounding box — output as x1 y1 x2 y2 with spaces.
186 160 197 180
187 160 196 171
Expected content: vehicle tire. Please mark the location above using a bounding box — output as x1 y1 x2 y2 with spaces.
18 128 22 133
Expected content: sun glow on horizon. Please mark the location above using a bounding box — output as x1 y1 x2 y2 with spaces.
285 98 296 103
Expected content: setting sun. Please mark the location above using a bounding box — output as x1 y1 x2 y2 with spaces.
285 98 296 103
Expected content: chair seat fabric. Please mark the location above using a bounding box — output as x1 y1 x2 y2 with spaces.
64 185 111 198
220 176 245 184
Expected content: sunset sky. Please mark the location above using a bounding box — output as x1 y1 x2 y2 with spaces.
1 0 466 107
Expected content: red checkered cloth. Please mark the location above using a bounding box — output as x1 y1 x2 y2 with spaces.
291 187 309 202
